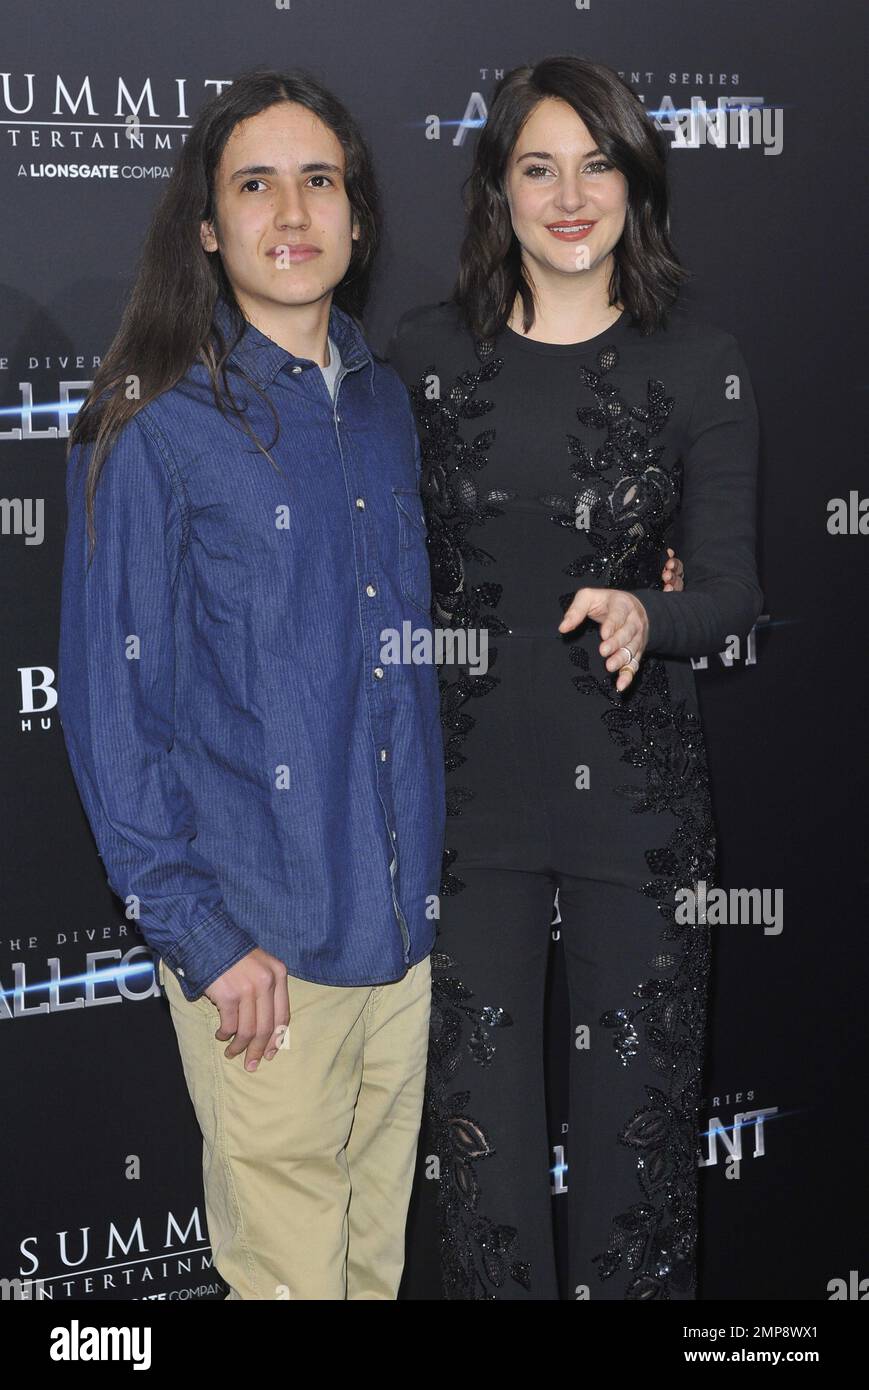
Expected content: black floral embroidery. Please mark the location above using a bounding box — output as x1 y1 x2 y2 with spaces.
406 338 532 1299
409 340 515 901
545 342 678 591
562 343 714 1299
572 647 715 1298
426 949 530 1298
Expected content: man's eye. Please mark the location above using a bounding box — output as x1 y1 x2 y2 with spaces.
240 179 267 193
308 175 333 188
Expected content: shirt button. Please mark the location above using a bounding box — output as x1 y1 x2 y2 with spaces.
380 748 388 761
355 497 366 509
373 667 384 680
176 966 185 977
291 365 302 375
392 830 397 840
366 583 376 597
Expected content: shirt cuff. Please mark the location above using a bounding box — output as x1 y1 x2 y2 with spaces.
159 905 259 1002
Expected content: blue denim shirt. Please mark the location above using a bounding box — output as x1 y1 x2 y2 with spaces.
58 295 445 1002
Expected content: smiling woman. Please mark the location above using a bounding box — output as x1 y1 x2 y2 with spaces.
388 52 762 1303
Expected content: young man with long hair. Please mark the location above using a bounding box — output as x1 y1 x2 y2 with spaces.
58 70 445 1301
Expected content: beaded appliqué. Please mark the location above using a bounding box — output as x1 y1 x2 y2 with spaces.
572 649 715 1298
407 337 516 897
407 337 531 1299
427 948 530 1297
543 342 678 591
563 344 714 1298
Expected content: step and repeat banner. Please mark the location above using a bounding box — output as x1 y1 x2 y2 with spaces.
1 0 865 1302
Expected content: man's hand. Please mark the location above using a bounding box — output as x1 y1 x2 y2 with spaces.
203 949 290 1073
662 547 684 592
558 587 650 692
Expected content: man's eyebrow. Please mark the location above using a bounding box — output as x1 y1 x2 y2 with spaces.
228 162 344 182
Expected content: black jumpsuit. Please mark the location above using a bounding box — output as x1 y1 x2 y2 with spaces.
386 301 762 1301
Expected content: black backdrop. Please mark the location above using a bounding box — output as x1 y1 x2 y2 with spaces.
1 0 866 1303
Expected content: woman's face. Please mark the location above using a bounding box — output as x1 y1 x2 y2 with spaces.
503 97 628 287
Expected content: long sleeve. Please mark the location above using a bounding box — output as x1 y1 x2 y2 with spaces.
624 331 763 658
57 412 259 1001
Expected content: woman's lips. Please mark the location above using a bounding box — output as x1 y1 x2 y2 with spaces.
546 222 595 241
268 245 321 262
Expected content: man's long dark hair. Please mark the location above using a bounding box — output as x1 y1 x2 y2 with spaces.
453 55 689 339
70 67 382 555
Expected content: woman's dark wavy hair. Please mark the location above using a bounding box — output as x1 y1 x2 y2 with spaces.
453 55 690 339
70 66 381 557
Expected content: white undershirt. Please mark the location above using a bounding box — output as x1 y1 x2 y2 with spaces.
318 336 341 399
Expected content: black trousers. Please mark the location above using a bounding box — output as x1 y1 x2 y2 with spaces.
422 632 715 1301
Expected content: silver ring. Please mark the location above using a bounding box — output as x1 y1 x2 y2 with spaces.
620 646 634 664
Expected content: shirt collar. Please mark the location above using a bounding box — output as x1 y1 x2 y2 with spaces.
211 292 374 391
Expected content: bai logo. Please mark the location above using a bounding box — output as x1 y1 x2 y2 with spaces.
18 664 57 731
49 1319 151 1369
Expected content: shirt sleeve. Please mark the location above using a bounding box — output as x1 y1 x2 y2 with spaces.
623 330 764 658
57 411 260 1001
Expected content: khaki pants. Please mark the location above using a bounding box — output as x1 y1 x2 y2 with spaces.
158 952 432 1300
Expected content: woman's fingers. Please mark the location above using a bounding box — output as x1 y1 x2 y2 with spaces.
607 624 644 690
559 586 611 634
599 597 649 692
560 589 648 692
662 548 685 592
602 619 644 672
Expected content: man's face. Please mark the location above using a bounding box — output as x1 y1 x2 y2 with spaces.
200 100 359 317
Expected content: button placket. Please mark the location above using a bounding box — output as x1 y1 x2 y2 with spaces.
333 384 407 964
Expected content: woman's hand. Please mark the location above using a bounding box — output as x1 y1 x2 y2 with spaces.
662 547 684 592
558 588 650 692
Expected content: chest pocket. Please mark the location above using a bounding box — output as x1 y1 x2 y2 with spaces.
393 487 432 616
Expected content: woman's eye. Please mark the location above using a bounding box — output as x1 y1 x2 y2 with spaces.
523 161 614 179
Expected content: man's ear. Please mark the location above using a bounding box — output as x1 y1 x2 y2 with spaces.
200 219 218 253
